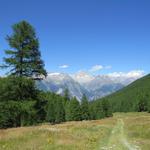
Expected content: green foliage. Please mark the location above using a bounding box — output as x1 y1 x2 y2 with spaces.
0 101 36 128
0 21 48 129
0 76 39 128
55 99 65 123
34 94 47 123
63 88 70 101
0 75 113 128
45 92 65 124
88 101 97 120
101 99 112 117
81 94 90 120
91 101 105 119
0 76 38 101
88 99 113 120
137 98 148 112
66 97 81 121
46 96 55 123
1 20 47 78
65 101 71 121
20 101 36 126
0 101 21 128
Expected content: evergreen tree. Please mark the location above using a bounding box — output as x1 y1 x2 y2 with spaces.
20 101 36 126
88 101 97 120
95 101 105 119
148 100 150 113
46 98 55 123
1 20 47 79
0 76 38 102
65 101 71 121
102 99 112 117
68 97 81 121
55 99 65 123
81 94 90 120
35 92 47 123
0 101 36 128
63 88 70 103
0 21 48 128
137 98 148 112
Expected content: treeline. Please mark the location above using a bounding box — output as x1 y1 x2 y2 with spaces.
46 91 112 124
97 74 150 113
0 77 112 128
0 20 112 129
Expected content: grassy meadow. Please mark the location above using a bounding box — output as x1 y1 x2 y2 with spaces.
0 112 150 150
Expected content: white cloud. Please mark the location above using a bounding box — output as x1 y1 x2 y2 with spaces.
89 65 112 72
89 65 103 72
59 65 69 69
108 70 145 78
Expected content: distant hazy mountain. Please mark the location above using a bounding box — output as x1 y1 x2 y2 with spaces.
37 73 90 100
37 71 144 100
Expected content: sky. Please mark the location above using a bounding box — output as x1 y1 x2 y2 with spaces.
0 0 150 76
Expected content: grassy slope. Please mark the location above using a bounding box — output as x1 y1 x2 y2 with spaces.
0 112 150 150
101 74 150 112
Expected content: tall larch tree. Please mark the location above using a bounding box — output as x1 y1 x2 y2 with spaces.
1 20 47 79
0 21 47 128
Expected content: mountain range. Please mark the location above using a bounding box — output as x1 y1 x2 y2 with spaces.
37 71 144 100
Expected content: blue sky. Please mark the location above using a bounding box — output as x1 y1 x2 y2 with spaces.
0 0 150 76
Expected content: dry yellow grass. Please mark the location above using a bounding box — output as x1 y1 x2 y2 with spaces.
0 112 150 150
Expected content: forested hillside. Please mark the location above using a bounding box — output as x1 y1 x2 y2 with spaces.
98 74 150 112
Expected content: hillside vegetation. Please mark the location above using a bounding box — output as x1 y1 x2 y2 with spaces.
99 74 150 112
0 112 150 150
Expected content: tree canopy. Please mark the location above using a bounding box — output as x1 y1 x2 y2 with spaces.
1 21 47 79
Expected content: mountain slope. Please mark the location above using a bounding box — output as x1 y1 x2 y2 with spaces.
37 73 90 100
99 74 150 112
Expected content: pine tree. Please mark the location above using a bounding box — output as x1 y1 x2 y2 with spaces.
1 20 47 79
81 94 90 120
102 99 112 117
95 101 105 119
68 97 81 121
55 99 65 123
63 88 70 102
65 101 71 121
88 101 97 120
0 76 38 101
46 99 55 123
137 98 148 112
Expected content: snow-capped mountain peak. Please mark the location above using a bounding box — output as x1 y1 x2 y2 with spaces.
72 71 94 84
37 71 145 100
